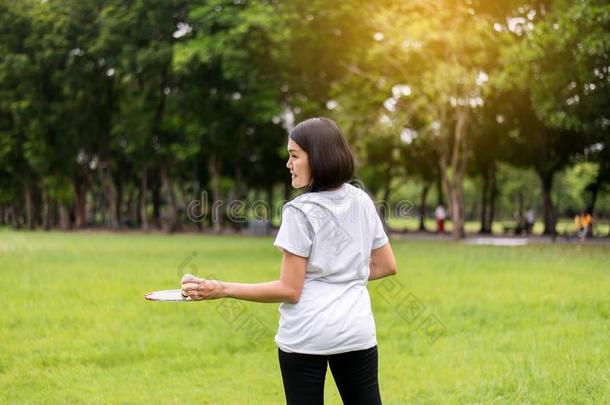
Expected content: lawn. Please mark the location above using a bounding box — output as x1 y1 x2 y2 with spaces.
1 230 609 404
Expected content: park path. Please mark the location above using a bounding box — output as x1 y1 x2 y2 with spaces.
388 231 610 245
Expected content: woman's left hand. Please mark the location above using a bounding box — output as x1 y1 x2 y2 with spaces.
180 273 226 300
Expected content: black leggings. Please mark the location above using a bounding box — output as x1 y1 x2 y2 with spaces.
278 346 382 405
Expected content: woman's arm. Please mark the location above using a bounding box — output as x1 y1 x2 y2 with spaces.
368 243 397 281
181 250 307 304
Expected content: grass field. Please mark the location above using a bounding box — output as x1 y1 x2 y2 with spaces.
1 230 609 404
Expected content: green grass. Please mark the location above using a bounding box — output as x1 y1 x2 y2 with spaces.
1 230 609 404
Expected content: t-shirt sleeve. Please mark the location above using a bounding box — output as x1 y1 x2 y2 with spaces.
371 202 389 250
273 204 312 258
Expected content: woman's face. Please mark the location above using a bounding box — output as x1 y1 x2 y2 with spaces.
286 138 312 189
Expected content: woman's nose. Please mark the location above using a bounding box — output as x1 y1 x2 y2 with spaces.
286 159 291 169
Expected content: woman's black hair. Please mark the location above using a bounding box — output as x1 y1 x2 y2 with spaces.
289 117 355 192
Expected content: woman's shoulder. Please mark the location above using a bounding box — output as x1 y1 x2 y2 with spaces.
285 192 313 208
344 183 367 198
344 183 377 207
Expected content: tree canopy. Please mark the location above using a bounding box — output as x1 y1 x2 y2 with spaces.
1 0 608 237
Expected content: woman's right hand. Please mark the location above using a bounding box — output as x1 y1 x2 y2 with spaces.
180 273 227 300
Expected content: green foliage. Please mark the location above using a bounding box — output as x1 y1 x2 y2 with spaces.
510 0 609 133
1 0 609 230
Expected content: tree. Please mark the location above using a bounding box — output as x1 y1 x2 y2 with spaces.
0 0 35 228
499 0 609 234
402 133 440 232
272 0 372 119
365 0 502 238
174 0 285 232
468 92 514 234
96 0 189 232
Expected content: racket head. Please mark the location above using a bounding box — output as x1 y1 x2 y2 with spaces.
145 289 191 302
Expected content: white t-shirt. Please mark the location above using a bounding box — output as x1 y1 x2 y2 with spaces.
273 183 388 354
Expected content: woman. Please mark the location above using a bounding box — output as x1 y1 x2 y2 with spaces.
181 117 398 405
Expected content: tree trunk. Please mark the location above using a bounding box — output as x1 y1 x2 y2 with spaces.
539 172 556 235
208 153 223 234
449 185 465 239
233 164 243 201
488 164 498 234
50 199 57 228
98 189 107 227
58 203 70 230
418 183 429 232
108 181 119 229
99 167 120 230
73 176 87 228
125 186 138 228
190 165 203 231
25 183 35 230
140 169 149 232
160 165 181 233
42 190 50 230
89 190 97 227
116 178 123 228
438 106 468 239
152 180 162 229
479 172 489 234
478 164 496 234
9 204 20 229
145 55 168 228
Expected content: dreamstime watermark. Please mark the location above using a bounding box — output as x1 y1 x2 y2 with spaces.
376 277 447 345
176 253 273 346
185 189 417 225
